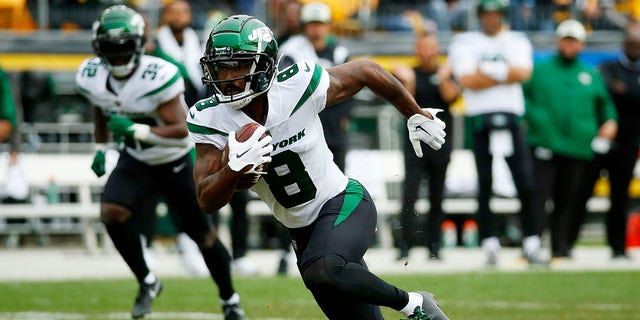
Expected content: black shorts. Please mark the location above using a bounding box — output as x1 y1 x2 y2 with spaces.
288 179 379 272
102 151 211 237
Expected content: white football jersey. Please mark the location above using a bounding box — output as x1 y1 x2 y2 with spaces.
448 30 532 116
188 60 349 228
76 55 192 165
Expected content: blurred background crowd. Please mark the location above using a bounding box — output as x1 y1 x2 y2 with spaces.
0 0 639 32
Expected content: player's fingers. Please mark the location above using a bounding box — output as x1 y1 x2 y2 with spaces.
411 139 423 158
258 134 273 147
228 131 238 144
247 126 267 144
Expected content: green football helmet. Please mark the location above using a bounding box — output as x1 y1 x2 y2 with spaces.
91 5 146 78
200 15 278 109
477 0 508 15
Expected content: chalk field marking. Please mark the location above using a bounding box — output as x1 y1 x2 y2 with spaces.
0 312 288 320
448 300 632 311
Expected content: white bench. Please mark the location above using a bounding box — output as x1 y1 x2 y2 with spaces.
0 151 617 250
0 153 106 251
344 149 614 247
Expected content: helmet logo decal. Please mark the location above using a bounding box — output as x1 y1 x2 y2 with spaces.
107 28 125 36
248 27 273 52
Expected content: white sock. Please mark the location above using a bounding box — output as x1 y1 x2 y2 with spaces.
221 292 240 306
143 272 157 285
523 235 541 257
481 236 501 254
400 292 423 316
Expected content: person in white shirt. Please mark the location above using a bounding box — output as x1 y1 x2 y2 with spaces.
447 0 543 266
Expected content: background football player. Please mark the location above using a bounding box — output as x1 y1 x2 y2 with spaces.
75 6 244 320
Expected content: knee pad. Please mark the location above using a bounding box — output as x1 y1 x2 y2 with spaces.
183 225 217 248
100 203 131 225
302 255 345 293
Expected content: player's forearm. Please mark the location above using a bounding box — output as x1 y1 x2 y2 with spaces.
359 60 427 119
137 124 191 147
195 167 242 213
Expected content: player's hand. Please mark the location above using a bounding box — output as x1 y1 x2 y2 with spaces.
91 145 106 177
407 108 446 157
479 60 509 82
227 126 272 174
109 115 150 141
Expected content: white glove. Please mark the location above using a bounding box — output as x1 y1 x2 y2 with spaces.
479 60 509 82
227 126 273 174
407 108 446 157
591 137 612 154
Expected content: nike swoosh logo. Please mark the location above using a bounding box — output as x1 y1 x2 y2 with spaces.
236 148 251 158
189 110 195 119
172 162 187 173
417 125 433 137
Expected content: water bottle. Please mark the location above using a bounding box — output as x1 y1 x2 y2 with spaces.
462 219 479 248
46 176 60 204
441 220 457 248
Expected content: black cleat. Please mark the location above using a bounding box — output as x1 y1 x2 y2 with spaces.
407 291 449 320
277 257 288 275
428 251 442 262
131 279 163 319
222 301 245 320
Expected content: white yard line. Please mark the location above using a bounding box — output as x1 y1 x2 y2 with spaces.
448 300 633 311
0 312 289 320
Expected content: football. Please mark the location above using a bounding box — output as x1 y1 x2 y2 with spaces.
222 122 270 190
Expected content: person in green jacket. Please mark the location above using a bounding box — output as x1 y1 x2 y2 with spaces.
0 67 16 143
523 19 618 260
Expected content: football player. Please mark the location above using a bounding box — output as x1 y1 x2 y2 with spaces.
75 6 245 320
189 15 449 320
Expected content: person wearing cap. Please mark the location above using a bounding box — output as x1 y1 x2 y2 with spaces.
392 30 460 262
447 0 544 266
568 22 640 261
522 19 618 261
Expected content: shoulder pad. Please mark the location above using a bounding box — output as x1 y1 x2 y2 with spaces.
194 97 219 111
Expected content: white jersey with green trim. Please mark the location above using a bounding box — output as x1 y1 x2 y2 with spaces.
448 30 532 116
188 60 349 228
76 55 191 165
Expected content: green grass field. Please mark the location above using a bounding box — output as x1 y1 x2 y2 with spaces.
0 270 638 319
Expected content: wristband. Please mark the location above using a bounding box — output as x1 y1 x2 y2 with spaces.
132 123 151 141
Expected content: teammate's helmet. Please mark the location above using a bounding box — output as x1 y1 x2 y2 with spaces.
92 5 146 78
200 15 278 109
477 0 508 16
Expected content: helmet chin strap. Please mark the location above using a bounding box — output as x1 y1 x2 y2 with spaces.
227 96 253 109
105 57 137 78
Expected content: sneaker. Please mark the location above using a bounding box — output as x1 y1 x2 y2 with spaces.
523 252 549 268
131 279 163 319
486 250 498 267
428 251 441 262
222 301 245 320
481 237 500 267
407 291 449 320
612 253 631 261
277 257 288 275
